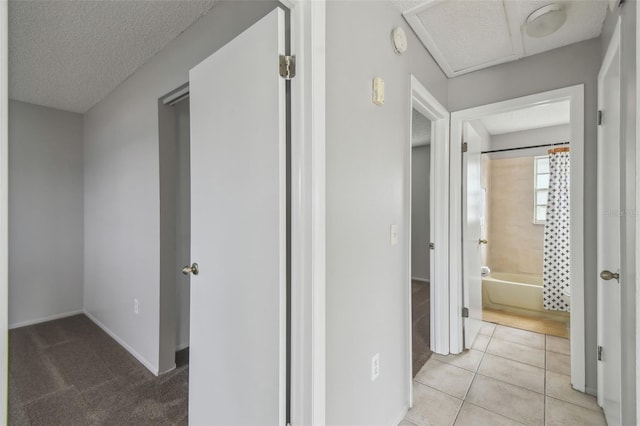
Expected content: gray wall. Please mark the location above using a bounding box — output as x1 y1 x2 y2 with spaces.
83 0 279 373
601 2 637 424
411 145 430 281
8 100 83 327
486 124 571 159
449 37 601 394
326 1 448 423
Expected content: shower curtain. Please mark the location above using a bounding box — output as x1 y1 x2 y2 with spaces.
543 147 570 312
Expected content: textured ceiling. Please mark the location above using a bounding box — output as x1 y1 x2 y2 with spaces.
479 100 570 135
9 0 217 113
399 0 607 78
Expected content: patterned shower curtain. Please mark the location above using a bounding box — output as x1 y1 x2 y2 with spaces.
543 147 570 311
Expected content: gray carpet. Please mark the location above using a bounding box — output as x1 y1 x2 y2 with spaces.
9 314 188 425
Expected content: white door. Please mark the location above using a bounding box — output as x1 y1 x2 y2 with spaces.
188 8 286 425
597 19 621 425
462 123 484 348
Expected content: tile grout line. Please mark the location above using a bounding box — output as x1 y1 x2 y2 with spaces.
463 326 536 426
451 326 493 425
473 371 544 396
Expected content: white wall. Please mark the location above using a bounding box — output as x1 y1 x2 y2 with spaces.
8 100 84 328
325 1 448 423
448 37 601 395
601 2 637 424
83 0 279 373
411 145 430 281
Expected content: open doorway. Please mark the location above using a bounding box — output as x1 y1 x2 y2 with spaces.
472 103 572 339
173 96 191 363
410 109 432 376
159 85 192 373
406 75 450 406
451 85 586 391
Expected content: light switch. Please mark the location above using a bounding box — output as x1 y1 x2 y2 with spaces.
373 77 384 106
390 224 398 245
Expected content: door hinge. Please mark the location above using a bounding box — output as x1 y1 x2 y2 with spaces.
462 307 469 318
597 345 603 361
597 110 603 126
429 242 435 250
279 55 296 80
462 142 468 153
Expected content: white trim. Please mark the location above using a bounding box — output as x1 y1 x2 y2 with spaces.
288 0 326 425
83 310 160 376
8 310 85 330
533 155 550 225
407 75 449 408
636 2 640 420
449 85 586 392
0 1 7 422
597 17 621 409
411 277 430 283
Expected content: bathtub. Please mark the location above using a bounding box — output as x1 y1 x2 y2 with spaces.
482 272 569 320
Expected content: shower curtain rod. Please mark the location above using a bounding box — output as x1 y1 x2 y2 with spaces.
481 141 570 155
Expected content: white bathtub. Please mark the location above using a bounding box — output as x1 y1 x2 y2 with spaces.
482 272 569 320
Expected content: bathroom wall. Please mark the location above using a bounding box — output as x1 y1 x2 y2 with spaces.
487 156 544 275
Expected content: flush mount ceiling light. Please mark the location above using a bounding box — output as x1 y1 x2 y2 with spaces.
525 4 568 38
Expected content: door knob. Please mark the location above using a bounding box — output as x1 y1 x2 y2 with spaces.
600 270 619 282
479 239 488 245
182 262 199 276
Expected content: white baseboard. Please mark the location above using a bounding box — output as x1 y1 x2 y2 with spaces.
411 277 430 283
9 309 84 329
83 310 159 376
390 405 409 426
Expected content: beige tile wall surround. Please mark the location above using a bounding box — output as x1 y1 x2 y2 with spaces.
487 156 545 275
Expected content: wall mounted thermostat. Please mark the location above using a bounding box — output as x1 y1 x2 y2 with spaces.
391 27 407 55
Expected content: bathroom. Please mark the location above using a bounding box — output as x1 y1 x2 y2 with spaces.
478 101 571 338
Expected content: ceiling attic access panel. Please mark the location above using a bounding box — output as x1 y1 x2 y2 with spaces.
403 0 523 77
401 0 608 78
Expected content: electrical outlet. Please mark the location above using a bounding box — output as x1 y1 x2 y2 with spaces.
134 298 139 315
371 353 380 381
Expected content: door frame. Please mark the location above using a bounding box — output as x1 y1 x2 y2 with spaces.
636 2 640 420
285 0 327 424
597 15 621 413
406 75 450 405
0 1 7 422
449 85 586 391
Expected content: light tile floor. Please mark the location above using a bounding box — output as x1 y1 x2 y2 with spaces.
401 323 607 426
